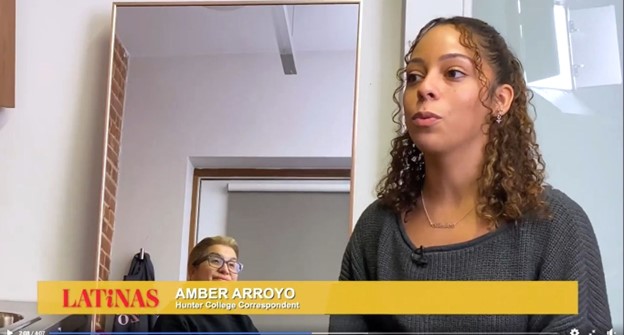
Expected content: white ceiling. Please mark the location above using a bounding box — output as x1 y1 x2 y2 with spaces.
115 4 359 58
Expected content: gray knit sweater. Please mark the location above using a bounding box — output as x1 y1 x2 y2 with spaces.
328 187 612 333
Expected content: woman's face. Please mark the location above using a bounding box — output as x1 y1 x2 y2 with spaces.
189 244 240 281
403 24 496 155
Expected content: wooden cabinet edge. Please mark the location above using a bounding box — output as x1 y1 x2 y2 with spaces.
0 0 16 108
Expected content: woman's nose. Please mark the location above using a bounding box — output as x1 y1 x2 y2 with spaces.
417 75 439 101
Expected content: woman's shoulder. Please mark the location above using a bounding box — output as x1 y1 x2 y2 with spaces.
345 199 398 253
525 185 595 240
352 199 396 233
542 185 590 224
543 185 586 216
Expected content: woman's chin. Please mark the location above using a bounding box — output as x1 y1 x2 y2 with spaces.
410 134 460 155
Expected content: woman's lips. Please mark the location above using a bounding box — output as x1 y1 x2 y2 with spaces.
411 111 442 127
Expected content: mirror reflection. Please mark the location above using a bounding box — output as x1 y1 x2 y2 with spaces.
97 2 360 332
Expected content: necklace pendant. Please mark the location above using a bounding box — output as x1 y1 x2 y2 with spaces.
431 222 456 229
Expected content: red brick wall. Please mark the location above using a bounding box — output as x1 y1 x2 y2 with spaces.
100 36 128 282
96 36 128 331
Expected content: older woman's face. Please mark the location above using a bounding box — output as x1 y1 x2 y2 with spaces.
403 24 496 155
189 244 239 281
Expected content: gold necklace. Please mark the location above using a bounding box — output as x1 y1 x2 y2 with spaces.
420 190 475 229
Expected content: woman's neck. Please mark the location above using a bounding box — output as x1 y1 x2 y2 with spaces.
422 146 483 207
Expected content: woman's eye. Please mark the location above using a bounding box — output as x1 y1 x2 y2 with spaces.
406 73 422 83
447 69 466 79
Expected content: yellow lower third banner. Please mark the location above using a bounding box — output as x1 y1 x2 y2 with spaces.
38 281 577 315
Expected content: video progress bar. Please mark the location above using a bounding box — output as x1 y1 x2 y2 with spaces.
47 332 561 335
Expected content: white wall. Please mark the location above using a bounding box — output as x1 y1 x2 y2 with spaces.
110 51 357 281
0 0 403 301
0 0 112 300
122 52 355 158
351 0 403 227
197 180 230 240
403 0 466 53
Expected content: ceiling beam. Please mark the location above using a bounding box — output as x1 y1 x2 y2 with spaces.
271 5 297 75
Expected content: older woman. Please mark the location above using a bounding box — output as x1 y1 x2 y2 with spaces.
153 236 258 332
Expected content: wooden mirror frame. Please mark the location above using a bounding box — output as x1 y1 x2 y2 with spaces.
0 0 16 108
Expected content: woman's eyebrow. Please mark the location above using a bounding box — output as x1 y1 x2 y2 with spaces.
408 53 473 65
210 253 237 261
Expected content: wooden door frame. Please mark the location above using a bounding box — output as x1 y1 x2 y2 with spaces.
188 168 350 255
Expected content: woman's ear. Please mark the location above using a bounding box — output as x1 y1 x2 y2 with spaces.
494 83 514 115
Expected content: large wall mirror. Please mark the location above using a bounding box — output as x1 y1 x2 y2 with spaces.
95 0 361 331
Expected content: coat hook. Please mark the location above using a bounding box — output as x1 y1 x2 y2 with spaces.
139 248 145 260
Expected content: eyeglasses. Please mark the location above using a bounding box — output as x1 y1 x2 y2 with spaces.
194 253 243 274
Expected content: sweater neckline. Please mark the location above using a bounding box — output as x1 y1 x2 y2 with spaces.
394 211 512 253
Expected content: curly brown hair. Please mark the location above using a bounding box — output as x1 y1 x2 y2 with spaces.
376 16 548 227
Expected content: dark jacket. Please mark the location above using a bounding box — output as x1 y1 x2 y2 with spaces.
153 314 259 333
112 252 157 332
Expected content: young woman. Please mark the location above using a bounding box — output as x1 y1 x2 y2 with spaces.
329 16 612 333
153 236 258 332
